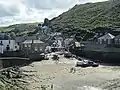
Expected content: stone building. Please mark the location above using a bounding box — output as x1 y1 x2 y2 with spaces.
98 33 115 45
22 40 46 56
114 35 120 45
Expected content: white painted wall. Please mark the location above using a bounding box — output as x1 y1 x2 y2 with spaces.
0 45 3 54
0 40 19 51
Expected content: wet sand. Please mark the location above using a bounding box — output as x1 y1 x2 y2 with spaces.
21 55 120 90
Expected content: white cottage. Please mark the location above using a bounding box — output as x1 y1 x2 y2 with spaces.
64 38 74 48
0 43 3 54
0 40 19 53
98 33 115 44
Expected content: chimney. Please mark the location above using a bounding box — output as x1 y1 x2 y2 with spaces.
32 40 34 44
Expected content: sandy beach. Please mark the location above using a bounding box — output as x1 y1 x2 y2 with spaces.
20 55 120 90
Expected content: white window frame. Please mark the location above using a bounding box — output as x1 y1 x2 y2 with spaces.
34 47 38 51
24 44 27 47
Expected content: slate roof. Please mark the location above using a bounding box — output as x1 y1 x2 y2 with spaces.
34 40 44 43
75 42 80 47
15 36 25 43
15 35 37 43
98 33 115 39
25 36 37 40
23 40 44 44
115 35 120 39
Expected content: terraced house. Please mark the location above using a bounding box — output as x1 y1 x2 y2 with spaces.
22 40 46 57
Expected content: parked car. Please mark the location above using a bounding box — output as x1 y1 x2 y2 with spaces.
64 52 72 58
52 54 59 60
55 52 64 55
76 61 89 67
72 55 76 58
92 62 99 67
44 55 49 60
76 56 83 61
76 60 99 67
83 60 94 66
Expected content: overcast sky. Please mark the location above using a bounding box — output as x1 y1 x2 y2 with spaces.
0 0 108 26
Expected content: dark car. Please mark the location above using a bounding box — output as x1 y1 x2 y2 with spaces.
92 62 99 67
86 60 94 66
52 54 59 60
44 55 49 60
64 52 72 58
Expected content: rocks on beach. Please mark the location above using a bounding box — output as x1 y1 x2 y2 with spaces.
1 54 120 90
19 54 120 90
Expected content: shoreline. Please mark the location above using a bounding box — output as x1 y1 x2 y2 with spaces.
20 55 120 90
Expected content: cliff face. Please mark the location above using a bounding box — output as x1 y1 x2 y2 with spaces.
50 0 120 35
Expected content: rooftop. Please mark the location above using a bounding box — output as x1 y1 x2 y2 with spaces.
23 40 44 44
98 33 115 39
115 34 120 39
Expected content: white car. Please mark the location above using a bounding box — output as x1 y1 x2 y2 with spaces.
76 60 99 67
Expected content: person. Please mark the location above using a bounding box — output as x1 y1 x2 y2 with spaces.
70 67 76 73
55 55 59 64
6 45 10 51
51 84 53 90
0 43 3 55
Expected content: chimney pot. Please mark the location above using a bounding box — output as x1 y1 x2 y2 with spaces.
32 40 34 44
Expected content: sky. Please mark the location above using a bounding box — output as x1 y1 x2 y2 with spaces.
0 0 108 26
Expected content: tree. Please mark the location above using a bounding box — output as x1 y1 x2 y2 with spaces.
38 23 42 27
4 33 10 40
10 32 16 40
43 18 50 26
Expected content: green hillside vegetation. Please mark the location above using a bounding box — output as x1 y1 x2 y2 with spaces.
1 0 120 40
50 0 120 38
0 23 39 36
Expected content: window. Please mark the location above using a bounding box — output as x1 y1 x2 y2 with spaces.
1 41 2 44
28 45 31 48
40 48 42 51
115 39 118 44
9 40 10 44
15 46 17 48
24 44 27 47
34 47 38 51
6 45 10 51
119 39 120 44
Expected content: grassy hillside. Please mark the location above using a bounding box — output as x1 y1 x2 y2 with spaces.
1 0 120 40
0 23 39 36
51 0 120 35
